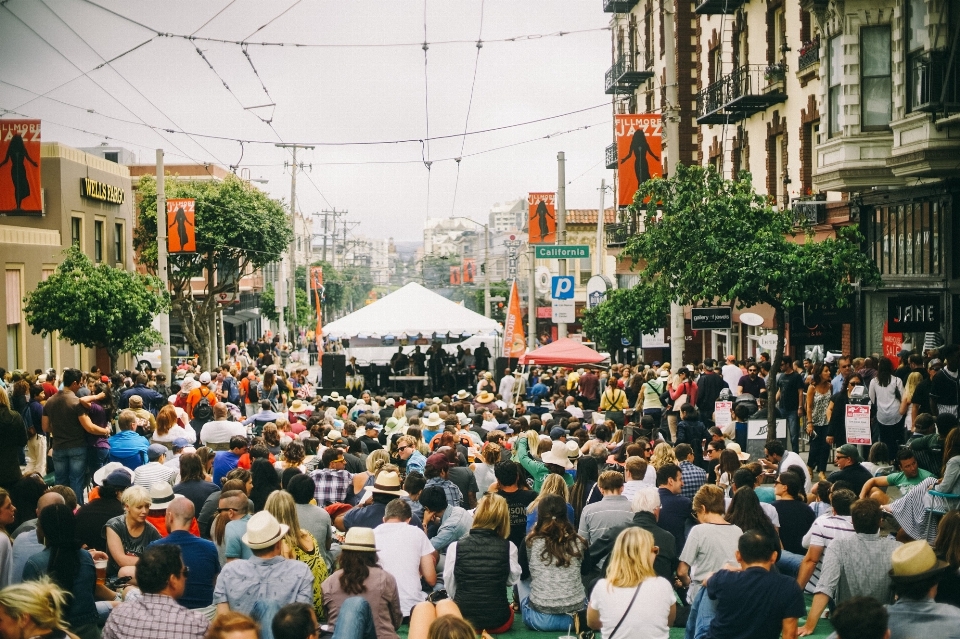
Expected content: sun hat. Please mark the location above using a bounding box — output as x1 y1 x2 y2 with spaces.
423 413 444 428
837 444 862 463
426 453 450 472
457 413 471 427
541 441 574 469
889 540 951 583
724 442 751 461
328 392 342 401
147 444 168 461
241 511 290 550
368 470 409 497
476 391 495 404
289 399 309 413
340 527 378 552
93 462 133 487
148 482 176 510
456 390 471 400
566 440 582 460
430 397 442 405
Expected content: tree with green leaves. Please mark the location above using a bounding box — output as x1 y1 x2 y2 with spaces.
134 174 292 369
616 164 880 440
259 284 312 328
581 285 669 354
23 246 169 372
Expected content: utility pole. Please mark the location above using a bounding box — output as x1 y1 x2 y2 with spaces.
528 243 537 350
663 0 685 370
276 143 314 347
156 150 171 377
483 223 491 318
595 179 606 275
557 151 567 339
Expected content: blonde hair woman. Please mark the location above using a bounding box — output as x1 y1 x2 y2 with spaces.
902 371 924 433
649 442 678 470
587 527 676 638
526 473 572 533
104 486 161 579
0 579 72 639
524 430 542 459
354 449 391 495
264 491 327 621
442 494 519 634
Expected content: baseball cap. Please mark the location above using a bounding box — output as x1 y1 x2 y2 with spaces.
104 470 133 489
172 437 190 450
199 372 211 384
836 444 862 462
147 444 169 461
550 427 567 440
426 453 450 472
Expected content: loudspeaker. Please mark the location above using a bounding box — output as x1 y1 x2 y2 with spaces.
322 353 346 389
494 357 519 382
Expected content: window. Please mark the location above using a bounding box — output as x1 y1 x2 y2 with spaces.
104 151 119 163
906 0 930 112
578 257 591 286
114 223 124 265
828 36 843 136
5 270 21 369
94 220 103 263
644 8 653 67
866 199 944 276
71 217 82 248
861 26 892 130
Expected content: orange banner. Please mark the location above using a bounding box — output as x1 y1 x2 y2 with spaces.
450 266 461 286
0 120 42 216
311 267 324 340
462 258 476 284
616 114 662 207
528 192 556 244
166 198 197 253
503 280 526 358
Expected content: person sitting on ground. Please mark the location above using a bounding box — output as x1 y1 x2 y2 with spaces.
799 498 902 636
829 596 889 639
704 530 806 639
148 495 219 612
104 485 162 579
373 499 437 618
102 544 210 639
577 471 633 546
133 444 178 488
107 410 151 469
407 599 474 639
343 470 421 531
861 448 934 505
796 488 857 593
884 540 960 637
0 580 92 639
419 486 472 559
827 444 875 497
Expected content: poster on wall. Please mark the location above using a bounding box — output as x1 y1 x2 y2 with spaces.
462 258 476 284
845 405 872 445
166 198 197 253
0 120 42 216
449 266 461 286
616 114 662 207
527 192 556 244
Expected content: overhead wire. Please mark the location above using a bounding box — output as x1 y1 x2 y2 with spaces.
242 0 303 42
190 0 238 37
450 0 485 216
3 1 205 165
422 0 432 218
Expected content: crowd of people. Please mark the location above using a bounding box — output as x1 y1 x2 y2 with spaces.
0 339 958 639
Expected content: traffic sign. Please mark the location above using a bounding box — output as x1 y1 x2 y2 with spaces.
552 299 575 323
551 276 575 300
535 245 590 259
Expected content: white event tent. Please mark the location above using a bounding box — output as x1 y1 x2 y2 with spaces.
322 282 501 344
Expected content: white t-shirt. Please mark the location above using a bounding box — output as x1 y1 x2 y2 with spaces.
153 424 197 444
200 420 247 445
678 522 743 603
779 451 812 493
373 522 436 616
721 364 743 391
589 576 675 639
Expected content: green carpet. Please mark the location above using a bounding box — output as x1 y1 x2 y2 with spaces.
397 593 835 638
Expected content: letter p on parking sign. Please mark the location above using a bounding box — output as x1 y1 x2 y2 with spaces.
551 276 574 300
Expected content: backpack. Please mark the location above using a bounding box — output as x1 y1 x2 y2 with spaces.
193 387 214 422
19 404 33 433
247 379 260 403
223 376 241 405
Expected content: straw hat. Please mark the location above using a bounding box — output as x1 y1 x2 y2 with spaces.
289 399 309 413
456 390 471 400
422 412 444 428
541 441 573 469
368 470 409 497
241 511 290 550
724 442 751 461
889 540 951 583
476 391 495 404
148 483 176 510
324 430 343 443
566 440 582 460
328 392 343 401
340 527 378 552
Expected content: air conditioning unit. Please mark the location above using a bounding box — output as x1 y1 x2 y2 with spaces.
792 200 827 226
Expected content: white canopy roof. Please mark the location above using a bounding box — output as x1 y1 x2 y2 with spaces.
322 282 501 340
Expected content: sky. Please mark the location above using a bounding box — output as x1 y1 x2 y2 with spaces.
0 0 614 241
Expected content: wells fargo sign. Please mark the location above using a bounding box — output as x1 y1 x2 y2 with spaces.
80 178 125 205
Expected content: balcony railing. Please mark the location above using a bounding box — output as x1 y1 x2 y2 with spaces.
797 38 820 72
696 64 788 125
695 0 746 14
605 143 618 170
791 200 827 227
909 49 960 114
605 220 636 247
605 54 654 95
602 0 640 12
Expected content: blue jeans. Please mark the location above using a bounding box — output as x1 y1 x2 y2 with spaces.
53 447 88 505
776 550 804 578
332 597 377 639
784 411 800 453
685 586 716 639
517 580 581 632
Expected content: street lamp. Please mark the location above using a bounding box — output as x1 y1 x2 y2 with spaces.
449 217 491 318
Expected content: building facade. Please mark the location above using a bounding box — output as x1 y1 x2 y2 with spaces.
1 142 135 372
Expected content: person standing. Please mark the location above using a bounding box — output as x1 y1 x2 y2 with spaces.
806 363 834 480
870 357 907 452
777 359 805 454
0 389 27 492
42 369 110 505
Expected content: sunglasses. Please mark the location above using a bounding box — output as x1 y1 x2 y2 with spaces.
397 446 410 452
748 369 758 373
180 566 190 578
216 507 238 514
835 454 849 460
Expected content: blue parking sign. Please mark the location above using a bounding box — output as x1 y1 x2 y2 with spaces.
551 276 575 300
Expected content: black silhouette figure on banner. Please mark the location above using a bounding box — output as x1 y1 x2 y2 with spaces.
533 200 555 243
0 134 38 210
465 262 474 282
168 205 194 251
620 127 660 185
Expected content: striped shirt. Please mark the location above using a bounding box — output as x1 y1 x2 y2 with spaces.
802 513 855 593
132 462 177 488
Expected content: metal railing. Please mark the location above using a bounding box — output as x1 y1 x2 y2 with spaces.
605 220 636 247
605 54 652 94
602 0 640 12
605 143 618 170
798 38 821 72
909 49 960 113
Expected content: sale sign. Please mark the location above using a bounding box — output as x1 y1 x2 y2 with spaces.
714 400 733 428
881 321 904 368
845 405 872 445
528 192 556 244
0 120 42 215
615 114 662 207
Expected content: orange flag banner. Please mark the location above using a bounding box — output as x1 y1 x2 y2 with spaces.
503 280 526 358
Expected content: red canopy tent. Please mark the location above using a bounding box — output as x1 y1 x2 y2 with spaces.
518 338 609 367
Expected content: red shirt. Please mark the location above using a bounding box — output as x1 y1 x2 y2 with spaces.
145 514 201 537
